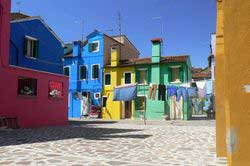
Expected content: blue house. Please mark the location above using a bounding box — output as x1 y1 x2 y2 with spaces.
64 30 139 118
10 13 64 74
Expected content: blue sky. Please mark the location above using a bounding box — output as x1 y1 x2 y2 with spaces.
11 0 216 67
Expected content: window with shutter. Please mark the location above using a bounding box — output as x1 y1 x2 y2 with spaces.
92 64 100 79
89 41 99 52
171 67 181 83
63 67 70 76
104 73 111 85
24 36 38 59
79 66 87 80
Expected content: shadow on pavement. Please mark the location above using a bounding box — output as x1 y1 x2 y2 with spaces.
0 120 151 147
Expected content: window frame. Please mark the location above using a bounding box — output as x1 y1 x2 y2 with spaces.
137 68 148 85
89 41 100 53
137 95 147 111
17 77 38 97
63 66 70 76
24 35 38 59
124 71 132 85
79 65 88 80
104 73 111 86
91 64 100 80
94 92 101 99
102 96 108 108
170 66 181 83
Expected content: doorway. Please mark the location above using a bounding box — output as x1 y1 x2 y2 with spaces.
125 101 132 118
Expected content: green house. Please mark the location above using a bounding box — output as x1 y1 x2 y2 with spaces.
125 38 192 120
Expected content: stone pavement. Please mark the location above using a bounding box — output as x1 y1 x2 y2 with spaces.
0 119 227 166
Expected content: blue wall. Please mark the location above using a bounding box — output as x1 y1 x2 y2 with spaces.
65 31 104 118
10 19 64 74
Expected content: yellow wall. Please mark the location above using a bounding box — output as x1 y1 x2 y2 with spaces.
102 66 135 120
215 0 227 157
216 0 250 165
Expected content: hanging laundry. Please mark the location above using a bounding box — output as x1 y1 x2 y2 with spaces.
205 80 213 95
167 86 178 97
177 87 188 102
148 83 157 100
192 98 202 114
198 88 206 98
196 80 206 89
158 84 166 101
113 85 137 101
187 87 197 97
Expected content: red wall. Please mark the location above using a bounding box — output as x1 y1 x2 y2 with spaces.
0 0 69 128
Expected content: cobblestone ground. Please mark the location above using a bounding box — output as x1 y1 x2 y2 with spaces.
0 120 227 166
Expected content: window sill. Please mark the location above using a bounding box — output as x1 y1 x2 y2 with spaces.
25 56 37 60
17 95 37 98
49 96 64 101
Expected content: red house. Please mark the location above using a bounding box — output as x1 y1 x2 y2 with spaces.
0 0 68 128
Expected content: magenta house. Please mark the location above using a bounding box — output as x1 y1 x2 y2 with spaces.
0 0 68 128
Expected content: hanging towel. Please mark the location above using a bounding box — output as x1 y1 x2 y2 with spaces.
205 80 213 95
198 88 206 98
187 87 197 97
158 84 166 101
167 86 178 97
177 87 188 102
113 85 137 101
196 81 206 89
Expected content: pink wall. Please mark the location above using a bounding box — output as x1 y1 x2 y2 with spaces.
0 0 69 128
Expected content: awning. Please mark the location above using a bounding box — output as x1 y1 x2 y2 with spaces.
113 85 137 101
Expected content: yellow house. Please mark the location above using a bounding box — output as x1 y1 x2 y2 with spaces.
102 46 135 120
216 0 250 165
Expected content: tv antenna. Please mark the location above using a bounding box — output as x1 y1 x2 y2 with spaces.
16 1 21 13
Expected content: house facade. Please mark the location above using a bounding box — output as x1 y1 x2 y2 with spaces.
102 47 136 120
10 13 64 74
102 38 192 120
64 30 139 118
0 0 68 128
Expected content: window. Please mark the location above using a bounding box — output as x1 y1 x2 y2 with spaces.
49 81 63 98
92 64 100 79
104 73 111 85
137 96 146 111
64 67 70 76
138 69 147 85
171 67 180 82
79 66 87 80
94 93 101 99
88 41 99 52
102 96 107 108
18 77 37 96
124 72 132 85
24 36 39 59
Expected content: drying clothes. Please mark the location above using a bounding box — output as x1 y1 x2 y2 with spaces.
198 88 206 98
148 83 157 100
196 81 206 89
158 84 166 101
167 86 178 97
81 96 90 116
192 98 202 114
113 85 137 101
176 87 188 102
205 80 213 95
187 87 197 97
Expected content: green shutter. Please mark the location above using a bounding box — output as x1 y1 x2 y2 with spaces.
180 67 184 83
168 67 172 83
23 37 28 55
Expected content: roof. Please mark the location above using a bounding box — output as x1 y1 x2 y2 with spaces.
10 14 64 47
105 55 189 67
11 13 30 21
111 35 140 55
64 44 73 58
192 67 211 80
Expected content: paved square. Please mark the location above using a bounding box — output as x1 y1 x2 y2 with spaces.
0 120 226 166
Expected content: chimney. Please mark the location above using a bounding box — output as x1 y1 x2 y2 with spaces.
0 0 11 67
73 41 82 57
151 38 162 63
111 46 119 67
